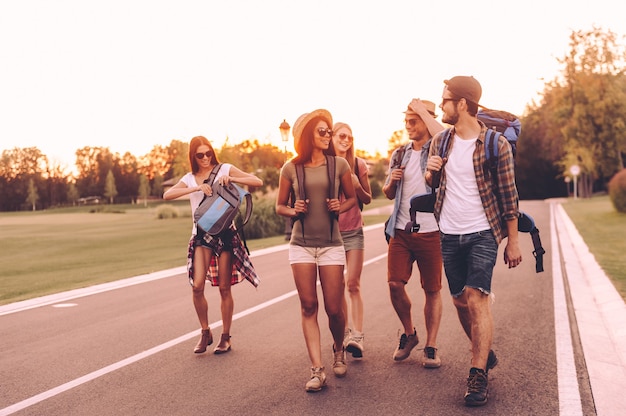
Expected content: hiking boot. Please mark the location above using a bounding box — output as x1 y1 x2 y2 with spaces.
332 346 348 377
392 329 418 361
345 331 364 358
464 368 489 406
422 346 441 368
305 367 327 392
487 349 498 373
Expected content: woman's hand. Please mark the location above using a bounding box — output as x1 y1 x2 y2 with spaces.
326 198 341 214
197 183 213 196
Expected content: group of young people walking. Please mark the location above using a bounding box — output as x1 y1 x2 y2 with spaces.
164 75 522 407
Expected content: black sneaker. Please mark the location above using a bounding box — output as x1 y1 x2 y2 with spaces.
464 368 488 406
487 349 498 373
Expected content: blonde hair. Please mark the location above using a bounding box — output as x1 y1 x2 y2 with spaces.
332 122 355 172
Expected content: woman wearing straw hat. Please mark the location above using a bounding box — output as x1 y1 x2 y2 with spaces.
331 122 372 359
276 109 357 392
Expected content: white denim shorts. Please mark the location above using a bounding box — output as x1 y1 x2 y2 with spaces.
288 245 346 266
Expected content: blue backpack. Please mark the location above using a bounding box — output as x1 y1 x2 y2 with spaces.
479 112 545 273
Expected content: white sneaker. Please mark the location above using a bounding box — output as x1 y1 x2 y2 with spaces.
345 331 364 358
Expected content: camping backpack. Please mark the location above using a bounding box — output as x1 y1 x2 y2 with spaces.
194 163 253 249
479 114 545 273
477 108 521 158
290 154 337 243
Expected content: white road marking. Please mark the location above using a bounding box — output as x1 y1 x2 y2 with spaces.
0 251 387 415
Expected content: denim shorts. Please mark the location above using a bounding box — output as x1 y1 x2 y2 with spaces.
440 230 498 296
340 228 364 251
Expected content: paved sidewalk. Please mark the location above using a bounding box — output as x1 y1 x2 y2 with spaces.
553 202 626 416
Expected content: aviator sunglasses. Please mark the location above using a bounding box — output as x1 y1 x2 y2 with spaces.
317 127 333 137
195 151 213 160
336 133 353 141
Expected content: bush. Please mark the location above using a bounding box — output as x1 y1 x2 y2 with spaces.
608 169 626 213
370 179 383 199
156 204 180 219
235 190 284 239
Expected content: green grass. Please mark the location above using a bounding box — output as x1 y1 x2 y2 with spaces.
4 195 622 305
0 199 392 305
561 195 626 300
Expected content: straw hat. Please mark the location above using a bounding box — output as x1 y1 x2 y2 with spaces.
404 100 438 118
292 109 333 153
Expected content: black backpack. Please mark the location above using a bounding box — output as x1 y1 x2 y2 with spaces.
289 155 338 243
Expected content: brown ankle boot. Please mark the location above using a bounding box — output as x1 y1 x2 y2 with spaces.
193 328 213 353
213 334 231 354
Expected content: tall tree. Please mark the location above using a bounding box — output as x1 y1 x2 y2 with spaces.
554 27 626 196
104 170 118 204
26 178 39 211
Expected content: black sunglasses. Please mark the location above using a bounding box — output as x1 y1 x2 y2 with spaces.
336 133 353 141
195 151 213 160
317 127 333 137
405 119 419 127
441 98 460 106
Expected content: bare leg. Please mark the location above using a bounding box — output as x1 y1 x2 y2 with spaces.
466 287 493 371
423 289 442 347
192 246 212 329
292 263 323 368
389 281 414 335
345 249 364 333
217 250 234 335
319 264 346 352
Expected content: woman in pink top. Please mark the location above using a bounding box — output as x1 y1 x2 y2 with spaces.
332 122 372 358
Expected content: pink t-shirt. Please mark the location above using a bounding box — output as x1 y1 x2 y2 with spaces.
339 157 368 232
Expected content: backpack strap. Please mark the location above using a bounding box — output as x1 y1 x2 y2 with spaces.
292 163 306 241
198 163 223 206
354 157 364 211
326 155 338 241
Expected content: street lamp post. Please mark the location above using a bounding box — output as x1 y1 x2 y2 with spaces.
279 119 290 163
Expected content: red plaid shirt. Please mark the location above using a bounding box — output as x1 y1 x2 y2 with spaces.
186 226 260 288
430 122 519 245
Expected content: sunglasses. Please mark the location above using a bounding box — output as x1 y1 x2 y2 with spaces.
317 127 333 137
336 133 353 141
195 151 213 160
441 98 460 106
405 118 419 127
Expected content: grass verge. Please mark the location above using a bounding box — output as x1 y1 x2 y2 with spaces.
561 195 626 300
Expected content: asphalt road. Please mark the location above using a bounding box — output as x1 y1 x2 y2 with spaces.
0 201 603 415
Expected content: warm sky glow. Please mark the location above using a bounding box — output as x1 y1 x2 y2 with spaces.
1 0 624 171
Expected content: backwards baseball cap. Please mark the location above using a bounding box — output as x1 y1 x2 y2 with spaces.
444 76 482 105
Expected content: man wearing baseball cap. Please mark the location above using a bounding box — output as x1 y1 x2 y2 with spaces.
426 76 522 406
383 99 445 368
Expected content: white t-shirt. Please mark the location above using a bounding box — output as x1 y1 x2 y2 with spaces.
180 163 232 235
394 149 439 233
439 135 490 234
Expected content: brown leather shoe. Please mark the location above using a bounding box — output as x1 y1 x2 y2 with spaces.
193 328 213 353
213 334 231 354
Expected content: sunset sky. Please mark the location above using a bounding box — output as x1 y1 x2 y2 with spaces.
1 0 624 172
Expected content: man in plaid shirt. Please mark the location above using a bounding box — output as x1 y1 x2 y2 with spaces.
426 76 522 407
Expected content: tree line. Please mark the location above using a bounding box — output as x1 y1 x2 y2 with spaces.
2 28 625 211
